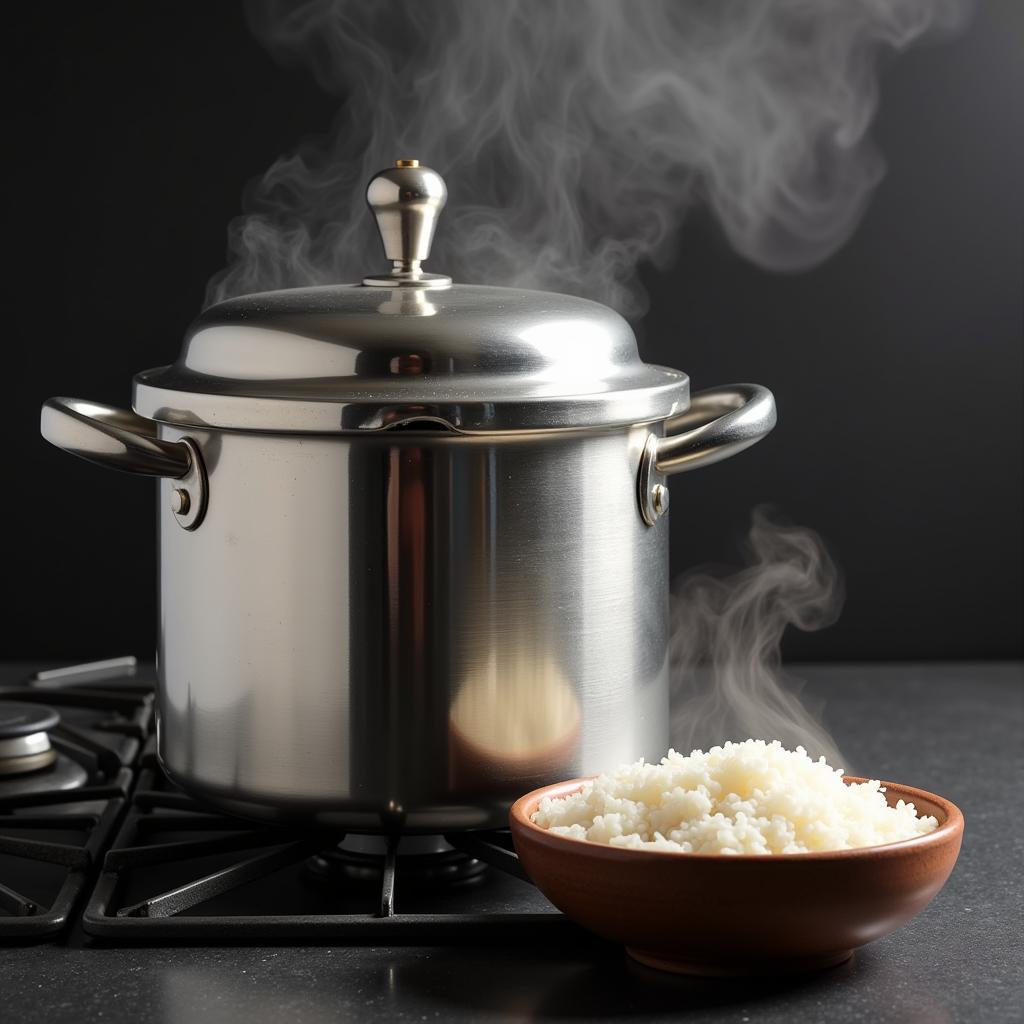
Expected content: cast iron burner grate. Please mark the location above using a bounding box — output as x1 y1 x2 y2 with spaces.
0 657 154 940
84 756 575 943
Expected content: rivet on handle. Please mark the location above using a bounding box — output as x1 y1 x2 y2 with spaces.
169 439 207 531
637 434 670 527
40 397 210 533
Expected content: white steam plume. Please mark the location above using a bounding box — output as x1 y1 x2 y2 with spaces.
670 507 846 767
207 0 970 314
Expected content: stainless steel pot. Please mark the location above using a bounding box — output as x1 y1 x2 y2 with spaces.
40 161 776 831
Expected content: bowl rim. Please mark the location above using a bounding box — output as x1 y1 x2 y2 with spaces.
510 775 964 863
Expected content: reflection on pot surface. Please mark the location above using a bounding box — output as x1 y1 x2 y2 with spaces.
450 649 581 794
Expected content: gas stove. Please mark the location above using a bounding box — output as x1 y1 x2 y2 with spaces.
0 659 571 945
0 657 149 939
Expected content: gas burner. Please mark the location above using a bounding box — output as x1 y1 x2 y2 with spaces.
0 656 155 799
0 703 60 774
0 703 89 798
307 834 488 888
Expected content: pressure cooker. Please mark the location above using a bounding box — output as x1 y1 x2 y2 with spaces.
40 160 776 831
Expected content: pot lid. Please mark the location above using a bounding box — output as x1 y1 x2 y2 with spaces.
134 161 689 434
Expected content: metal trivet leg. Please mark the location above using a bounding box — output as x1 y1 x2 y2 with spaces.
0 779 128 940
115 837 328 918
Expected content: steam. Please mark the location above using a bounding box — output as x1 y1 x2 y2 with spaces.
208 0 970 313
670 508 846 767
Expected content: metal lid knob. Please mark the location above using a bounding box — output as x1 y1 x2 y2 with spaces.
364 159 452 289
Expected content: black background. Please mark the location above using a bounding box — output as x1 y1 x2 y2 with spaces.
6 2 1022 661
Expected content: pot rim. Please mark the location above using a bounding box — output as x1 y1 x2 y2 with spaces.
133 363 690 435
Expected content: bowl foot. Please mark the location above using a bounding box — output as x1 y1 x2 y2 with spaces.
626 947 854 977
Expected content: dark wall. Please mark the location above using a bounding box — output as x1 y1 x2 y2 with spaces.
6 2 1022 661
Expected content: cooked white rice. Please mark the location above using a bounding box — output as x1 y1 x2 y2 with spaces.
531 739 938 854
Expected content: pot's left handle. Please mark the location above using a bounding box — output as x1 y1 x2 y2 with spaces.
40 397 208 529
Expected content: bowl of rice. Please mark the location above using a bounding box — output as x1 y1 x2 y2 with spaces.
509 740 963 976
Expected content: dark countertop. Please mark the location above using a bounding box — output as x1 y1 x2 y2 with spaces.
2 661 1022 1023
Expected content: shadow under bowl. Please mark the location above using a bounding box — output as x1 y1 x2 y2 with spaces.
510 776 963 976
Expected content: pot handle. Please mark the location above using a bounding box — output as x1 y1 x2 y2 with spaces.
41 397 192 477
655 383 776 475
40 397 207 529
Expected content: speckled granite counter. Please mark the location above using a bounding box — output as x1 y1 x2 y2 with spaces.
2 662 1021 1023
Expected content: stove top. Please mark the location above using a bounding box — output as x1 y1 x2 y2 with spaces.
0 657 150 939
0 659 571 945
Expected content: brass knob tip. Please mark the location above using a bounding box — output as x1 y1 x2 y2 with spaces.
395 158 420 168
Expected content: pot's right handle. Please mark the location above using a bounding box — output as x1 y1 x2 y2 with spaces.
40 397 207 529
655 383 776 475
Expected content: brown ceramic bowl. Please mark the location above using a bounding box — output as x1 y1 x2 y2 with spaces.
510 776 963 976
